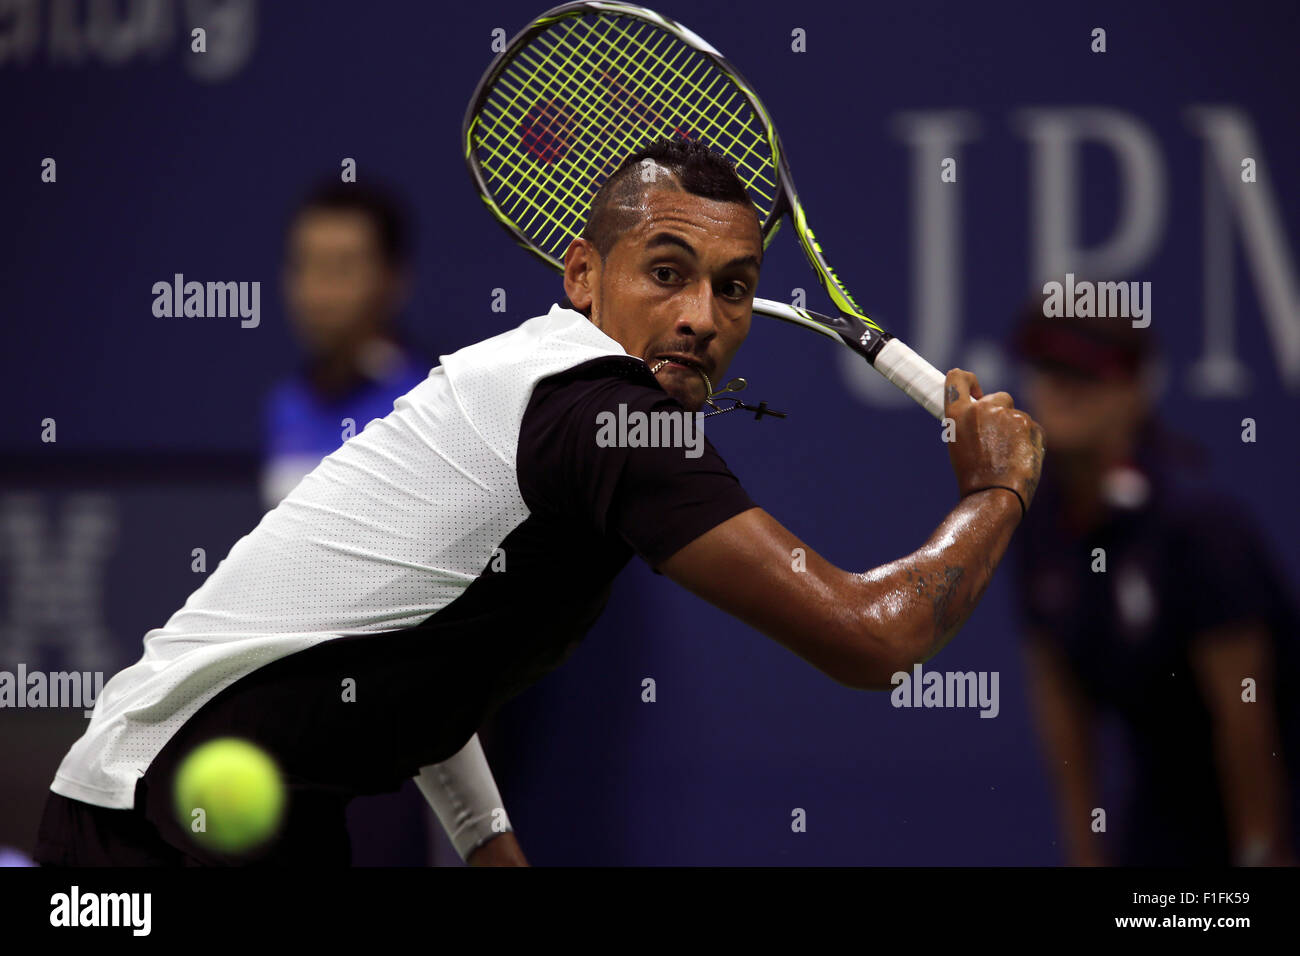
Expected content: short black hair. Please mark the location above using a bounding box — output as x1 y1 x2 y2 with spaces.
580 138 757 258
289 181 411 267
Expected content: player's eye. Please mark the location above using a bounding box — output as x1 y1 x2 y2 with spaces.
720 280 748 300
652 266 681 284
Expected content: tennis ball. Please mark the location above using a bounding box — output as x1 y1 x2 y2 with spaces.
172 737 286 855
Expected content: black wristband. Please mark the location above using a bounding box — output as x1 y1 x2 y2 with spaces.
967 485 1026 519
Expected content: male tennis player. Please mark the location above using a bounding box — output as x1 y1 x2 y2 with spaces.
35 138 1042 866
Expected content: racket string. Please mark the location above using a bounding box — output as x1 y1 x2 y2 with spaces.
491 16 760 216
472 10 781 260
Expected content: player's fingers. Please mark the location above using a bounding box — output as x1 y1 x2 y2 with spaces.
979 391 1015 409
944 368 979 412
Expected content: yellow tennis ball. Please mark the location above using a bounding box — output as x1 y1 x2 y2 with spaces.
173 737 286 855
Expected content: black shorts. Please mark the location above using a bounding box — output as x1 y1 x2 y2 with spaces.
34 776 354 867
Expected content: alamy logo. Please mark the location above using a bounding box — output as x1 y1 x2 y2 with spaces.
50 886 151 936
1041 273 1151 328
151 274 260 327
891 663 1000 718
0 664 103 717
595 404 705 459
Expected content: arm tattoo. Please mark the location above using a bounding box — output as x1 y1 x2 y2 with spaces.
1023 470 1040 509
931 566 966 635
904 564 970 637
1021 426 1045 507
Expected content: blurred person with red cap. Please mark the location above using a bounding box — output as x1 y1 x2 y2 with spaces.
1009 296 1300 866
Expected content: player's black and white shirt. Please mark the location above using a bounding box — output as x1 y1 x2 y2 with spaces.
52 304 756 808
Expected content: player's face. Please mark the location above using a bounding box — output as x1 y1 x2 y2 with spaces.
1022 367 1145 457
283 210 403 356
578 187 762 412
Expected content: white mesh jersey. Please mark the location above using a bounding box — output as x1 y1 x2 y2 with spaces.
51 304 641 809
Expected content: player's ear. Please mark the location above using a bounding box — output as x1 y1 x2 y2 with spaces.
563 237 599 313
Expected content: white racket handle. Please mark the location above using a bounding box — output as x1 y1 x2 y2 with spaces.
873 337 946 419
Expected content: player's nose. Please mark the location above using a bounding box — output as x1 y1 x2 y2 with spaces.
675 282 718 340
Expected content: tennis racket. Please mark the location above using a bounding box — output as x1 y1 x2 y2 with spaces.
463 0 946 419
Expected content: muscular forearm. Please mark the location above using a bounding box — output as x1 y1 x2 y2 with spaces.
855 488 1021 679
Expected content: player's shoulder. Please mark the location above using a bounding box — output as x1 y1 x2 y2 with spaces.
530 355 677 415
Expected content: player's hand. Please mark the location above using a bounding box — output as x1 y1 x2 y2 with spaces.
466 831 530 866
943 368 1044 514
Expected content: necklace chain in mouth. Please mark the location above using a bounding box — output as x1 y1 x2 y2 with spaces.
649 357 712 396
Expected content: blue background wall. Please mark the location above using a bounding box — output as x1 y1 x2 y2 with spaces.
3 0 1297 864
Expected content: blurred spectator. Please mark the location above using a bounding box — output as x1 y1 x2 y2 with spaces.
262 181 430 507
1008 301 1300 866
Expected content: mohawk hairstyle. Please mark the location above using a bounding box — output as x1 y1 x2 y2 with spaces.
580 138 758 259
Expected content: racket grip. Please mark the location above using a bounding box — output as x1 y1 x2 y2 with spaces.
873 337 946 419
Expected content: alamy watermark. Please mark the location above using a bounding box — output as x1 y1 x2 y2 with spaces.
891 663 1000 718
152 274 260 327
595 404 705 459
50 886 151 936
1041 273 1151 328
0 664 104 717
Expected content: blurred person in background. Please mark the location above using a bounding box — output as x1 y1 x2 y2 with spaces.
1009 302 1300 866
262 182 430 508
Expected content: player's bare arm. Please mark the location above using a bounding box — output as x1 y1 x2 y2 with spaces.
467 832 528 867
661 369 1042 691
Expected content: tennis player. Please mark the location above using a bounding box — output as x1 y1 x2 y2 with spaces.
34 138 1043 866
